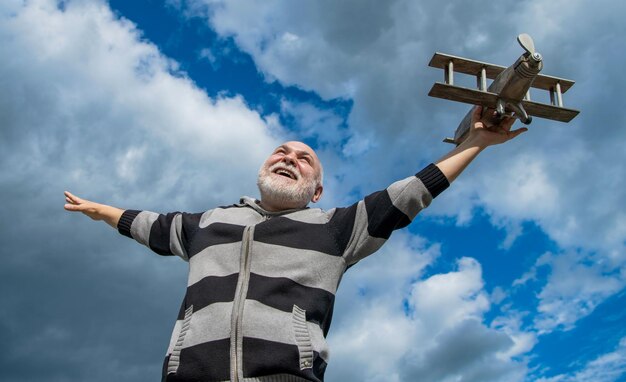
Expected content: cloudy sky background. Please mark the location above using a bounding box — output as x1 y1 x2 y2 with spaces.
1 0 625 381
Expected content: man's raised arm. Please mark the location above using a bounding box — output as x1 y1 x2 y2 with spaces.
63 191 124 229
435 106 527 183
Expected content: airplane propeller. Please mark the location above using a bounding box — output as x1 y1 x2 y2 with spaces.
517 33 536 56
518 33 542 62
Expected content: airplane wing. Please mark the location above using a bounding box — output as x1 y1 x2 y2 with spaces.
428 53 576 93
428 83 500 108
429 53 507 82
522 100 579 122
428 83 579 122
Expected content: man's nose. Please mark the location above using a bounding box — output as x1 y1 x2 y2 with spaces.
282 152 297 166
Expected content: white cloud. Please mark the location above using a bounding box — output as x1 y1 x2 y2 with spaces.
481 157 560 221
0 0 284 212
198 47 217 66
331 232 439 328
399 258 526 382
330 241 528 381
491 312 537 360
531 251 625 334
513 266 538 287
116 146 147 181
535 336 626 382
490 286 507 305
409 257 490 331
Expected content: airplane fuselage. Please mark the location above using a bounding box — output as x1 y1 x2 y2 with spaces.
453 52 543 144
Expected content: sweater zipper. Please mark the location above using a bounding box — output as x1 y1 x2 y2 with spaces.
230 225 254 382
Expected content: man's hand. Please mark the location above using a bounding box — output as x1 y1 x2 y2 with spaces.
467 106 528 148
64 191 102 220
435 106 528 183
64 191 124 228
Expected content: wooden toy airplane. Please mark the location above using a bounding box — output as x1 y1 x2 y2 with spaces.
428 34 579 144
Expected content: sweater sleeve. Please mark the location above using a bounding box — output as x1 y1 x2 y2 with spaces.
117 209 190 261
328 163 449 265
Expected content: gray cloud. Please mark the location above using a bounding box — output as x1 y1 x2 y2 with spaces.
399 320 521 382
0 1 283 380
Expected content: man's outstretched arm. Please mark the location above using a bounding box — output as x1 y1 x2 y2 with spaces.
64 191 124 229
435 106 528 183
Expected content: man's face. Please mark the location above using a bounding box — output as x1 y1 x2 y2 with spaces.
257 141 323 211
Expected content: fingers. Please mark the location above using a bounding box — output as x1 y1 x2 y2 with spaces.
471 105 483 124
64 196 83 211
64 191 82 204
64 191 76 203
507 127 528 140
494 126 527 143
501 115 515 131
64 191 85 212
64 203 80 211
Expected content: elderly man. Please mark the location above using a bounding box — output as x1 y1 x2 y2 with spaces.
65 107 525 382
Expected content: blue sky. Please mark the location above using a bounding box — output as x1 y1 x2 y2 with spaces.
1 0 626 381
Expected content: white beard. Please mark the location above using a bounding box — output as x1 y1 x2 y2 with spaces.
257 162 317 209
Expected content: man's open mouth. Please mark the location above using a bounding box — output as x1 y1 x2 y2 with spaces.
274 168 297 180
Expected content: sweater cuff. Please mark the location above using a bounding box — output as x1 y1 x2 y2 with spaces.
117 209 141 238
415 163 450 198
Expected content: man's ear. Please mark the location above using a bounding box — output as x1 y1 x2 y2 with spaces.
311 185 323 203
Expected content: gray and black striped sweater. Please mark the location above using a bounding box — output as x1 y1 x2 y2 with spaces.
117 164 449 382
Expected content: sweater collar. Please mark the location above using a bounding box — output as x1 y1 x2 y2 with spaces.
239 196 308 217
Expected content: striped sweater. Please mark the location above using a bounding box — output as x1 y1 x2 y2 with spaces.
117 164 449 382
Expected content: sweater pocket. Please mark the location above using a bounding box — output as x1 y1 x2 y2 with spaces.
292 304 314 370
167 305 194 375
